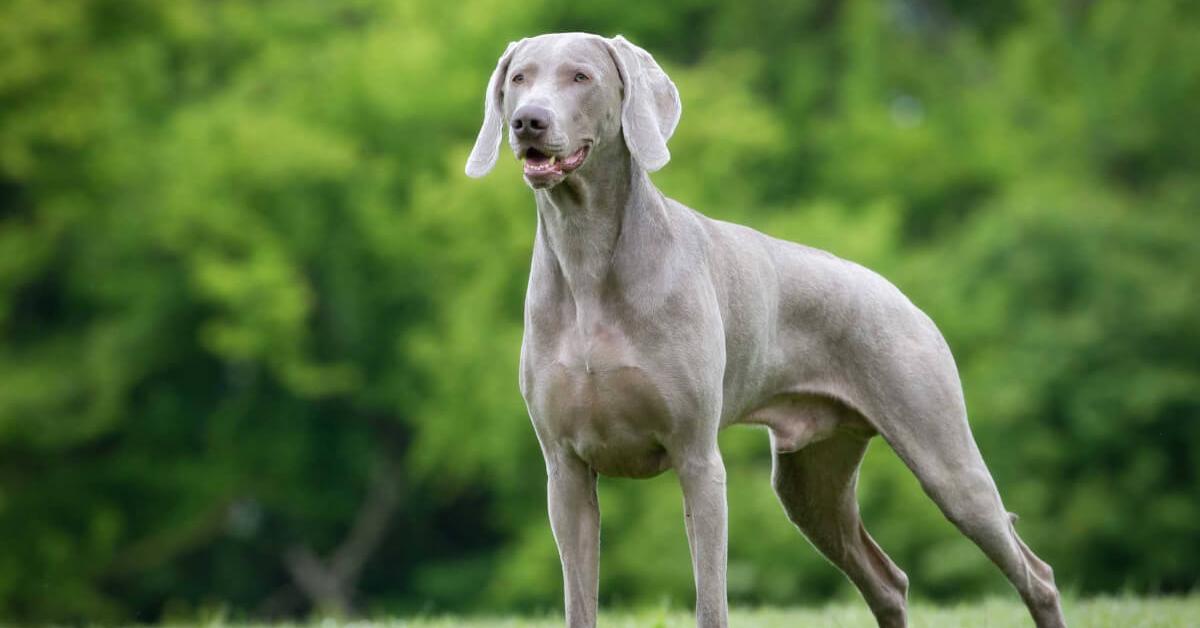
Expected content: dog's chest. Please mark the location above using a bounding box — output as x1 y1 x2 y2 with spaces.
525 323 675 478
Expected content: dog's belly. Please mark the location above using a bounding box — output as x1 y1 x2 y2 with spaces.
532 335 675 479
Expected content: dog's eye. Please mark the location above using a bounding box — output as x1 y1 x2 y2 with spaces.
574 72 589 83
512 73 524 84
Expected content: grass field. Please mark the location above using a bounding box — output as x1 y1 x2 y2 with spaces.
380 596 1200 627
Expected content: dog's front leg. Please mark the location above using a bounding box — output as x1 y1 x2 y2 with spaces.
546 451 600 628
677 448 729 628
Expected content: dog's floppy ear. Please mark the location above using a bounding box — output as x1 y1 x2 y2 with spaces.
605 35 681 172
466 40 522 178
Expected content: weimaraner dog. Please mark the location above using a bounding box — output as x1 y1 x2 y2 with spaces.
465 32 1066 628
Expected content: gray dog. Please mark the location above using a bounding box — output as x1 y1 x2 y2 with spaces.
465 32 1066 628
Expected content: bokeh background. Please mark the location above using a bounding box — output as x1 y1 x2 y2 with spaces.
2 0 1198 622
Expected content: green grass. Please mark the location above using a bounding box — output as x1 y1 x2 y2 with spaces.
374 596 1200 627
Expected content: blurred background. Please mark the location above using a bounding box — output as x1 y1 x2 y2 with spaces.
1 0 1198 622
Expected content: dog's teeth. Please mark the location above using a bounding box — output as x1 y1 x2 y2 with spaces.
550 155 557 165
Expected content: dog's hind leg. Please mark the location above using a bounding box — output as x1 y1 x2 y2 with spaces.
875 399 1066 628
772 428 909 628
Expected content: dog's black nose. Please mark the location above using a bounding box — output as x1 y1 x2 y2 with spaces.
511 105 552 138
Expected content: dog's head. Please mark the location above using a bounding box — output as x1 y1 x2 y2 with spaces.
465 33 680 189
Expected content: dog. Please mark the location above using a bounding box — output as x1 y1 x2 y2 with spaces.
465 32 1066 628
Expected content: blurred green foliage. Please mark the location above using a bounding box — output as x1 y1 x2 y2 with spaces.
0 0 1197 621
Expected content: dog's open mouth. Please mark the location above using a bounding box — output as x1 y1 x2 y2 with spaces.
522 145 590 179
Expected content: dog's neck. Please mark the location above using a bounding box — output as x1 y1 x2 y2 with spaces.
532 139 664 329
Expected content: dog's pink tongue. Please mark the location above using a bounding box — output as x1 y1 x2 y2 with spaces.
559 146 589 172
